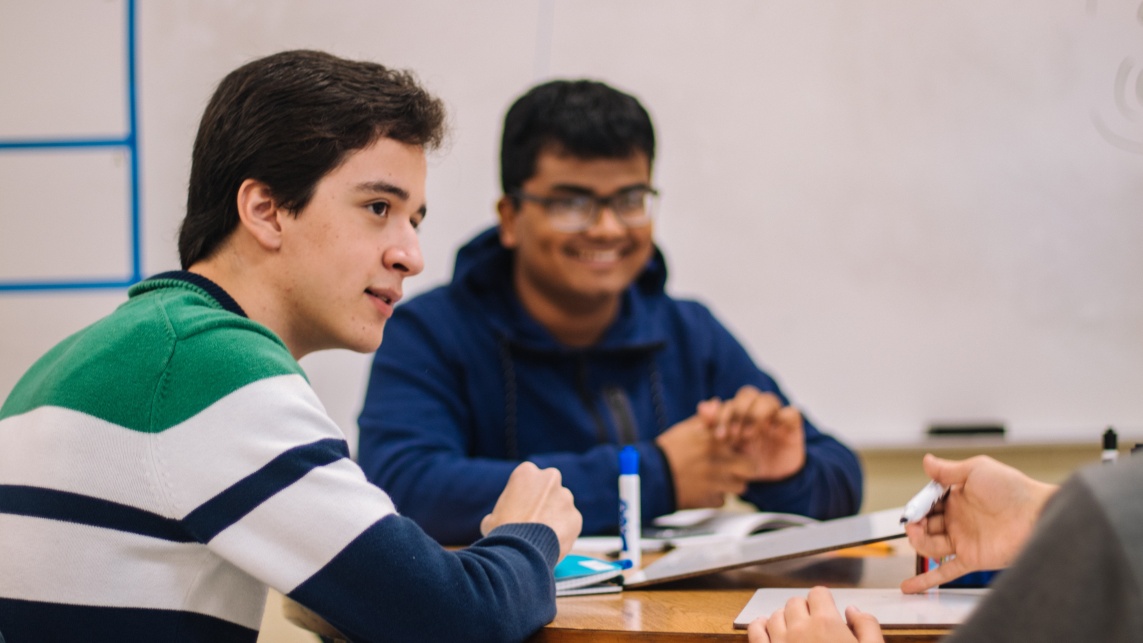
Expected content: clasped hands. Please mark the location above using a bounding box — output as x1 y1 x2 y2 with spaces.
656 386 806 509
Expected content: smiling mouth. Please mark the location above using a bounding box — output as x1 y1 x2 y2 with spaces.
569 248 624 262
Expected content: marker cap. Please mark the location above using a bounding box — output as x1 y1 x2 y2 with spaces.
620 445 639 475
1104 427 1118 450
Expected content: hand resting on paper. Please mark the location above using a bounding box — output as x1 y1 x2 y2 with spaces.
746 586 884 643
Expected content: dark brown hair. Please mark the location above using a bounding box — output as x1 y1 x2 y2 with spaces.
500 79 654 196
179 50 446 268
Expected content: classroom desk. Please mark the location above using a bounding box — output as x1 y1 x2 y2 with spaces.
528 539 946 643
283 539 948 643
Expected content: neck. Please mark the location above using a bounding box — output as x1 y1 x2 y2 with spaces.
188 252 307 360
512 270 620 348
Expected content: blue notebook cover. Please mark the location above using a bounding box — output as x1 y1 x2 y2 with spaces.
554 554 630 596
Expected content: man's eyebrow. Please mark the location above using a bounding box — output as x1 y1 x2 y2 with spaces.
354 180 410 201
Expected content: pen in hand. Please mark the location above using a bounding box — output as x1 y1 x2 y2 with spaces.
900 480 949 524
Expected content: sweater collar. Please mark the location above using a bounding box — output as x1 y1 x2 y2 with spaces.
130 270 248 318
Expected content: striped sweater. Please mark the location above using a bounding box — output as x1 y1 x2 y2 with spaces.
0 272 559 643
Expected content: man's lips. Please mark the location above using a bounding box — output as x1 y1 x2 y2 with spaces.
365 287 400 306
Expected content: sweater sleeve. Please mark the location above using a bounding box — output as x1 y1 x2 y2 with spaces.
693 306 863 519
159 373 559 643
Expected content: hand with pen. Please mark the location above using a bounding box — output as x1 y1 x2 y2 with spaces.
745 455 1061 643
655 386 806 510
900 454 1058 593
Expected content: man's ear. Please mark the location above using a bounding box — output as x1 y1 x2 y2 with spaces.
235 178 284 251
496 195 519 249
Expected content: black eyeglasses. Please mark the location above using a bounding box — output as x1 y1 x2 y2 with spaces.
511 187 660 232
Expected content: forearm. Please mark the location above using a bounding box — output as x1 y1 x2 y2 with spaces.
290 518 559 643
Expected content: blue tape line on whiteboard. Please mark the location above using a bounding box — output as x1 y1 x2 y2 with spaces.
0 138 130 150
0 0 141 293
125 0 142 283
0 279 137 292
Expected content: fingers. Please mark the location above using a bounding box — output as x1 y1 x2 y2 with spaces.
487 462 581 559
767 607 788 641
805 586 840 617
747 617 771 643
507 460 541 484
900 556 968 594
719 387 781 443
773 405 803 436
844 606 885 643
696 398 722 435
904 520 954 560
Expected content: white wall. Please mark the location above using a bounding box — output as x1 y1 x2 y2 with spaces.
1 0 1141 448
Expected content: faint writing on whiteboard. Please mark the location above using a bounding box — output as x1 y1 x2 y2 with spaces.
1089 0 1143 154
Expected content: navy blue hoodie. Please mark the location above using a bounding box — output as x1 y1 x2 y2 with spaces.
358 227 862 544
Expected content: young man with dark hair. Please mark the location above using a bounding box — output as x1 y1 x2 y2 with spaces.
0 50 581 643
358 79 862 545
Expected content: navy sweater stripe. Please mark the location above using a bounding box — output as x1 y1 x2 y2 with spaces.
0 485 192 542
182 438 348 541
0 598 257 643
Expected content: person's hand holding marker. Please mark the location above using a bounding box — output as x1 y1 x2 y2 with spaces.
900 454 1058 593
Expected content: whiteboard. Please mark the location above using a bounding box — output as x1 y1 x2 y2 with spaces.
1 0 1141 449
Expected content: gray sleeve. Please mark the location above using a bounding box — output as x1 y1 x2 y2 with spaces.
944 471 1143 643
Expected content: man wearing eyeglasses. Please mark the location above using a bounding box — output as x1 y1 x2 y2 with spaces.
357 80 862 545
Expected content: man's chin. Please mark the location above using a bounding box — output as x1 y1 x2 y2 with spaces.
344 327 385 354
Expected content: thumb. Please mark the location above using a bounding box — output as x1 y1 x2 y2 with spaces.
845 606 884 643
921 454 972 488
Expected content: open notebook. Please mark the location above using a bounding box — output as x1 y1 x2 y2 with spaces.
572 509 818 555
733 588 989 629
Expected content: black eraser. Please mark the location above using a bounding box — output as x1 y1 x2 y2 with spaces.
927 423 1006 437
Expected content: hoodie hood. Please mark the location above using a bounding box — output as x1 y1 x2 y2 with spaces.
447 226 670 352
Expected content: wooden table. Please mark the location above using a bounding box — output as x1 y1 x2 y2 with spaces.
284 539 947 643
528 539 947 643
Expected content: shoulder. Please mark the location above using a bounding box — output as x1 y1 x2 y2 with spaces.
393 283 456 319
641 292 730 336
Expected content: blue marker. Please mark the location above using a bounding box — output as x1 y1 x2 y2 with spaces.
618 446 641 568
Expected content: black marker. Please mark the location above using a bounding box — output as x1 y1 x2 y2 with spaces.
1102 427 1118 464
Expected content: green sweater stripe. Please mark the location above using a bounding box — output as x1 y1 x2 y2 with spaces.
1 280 303 432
